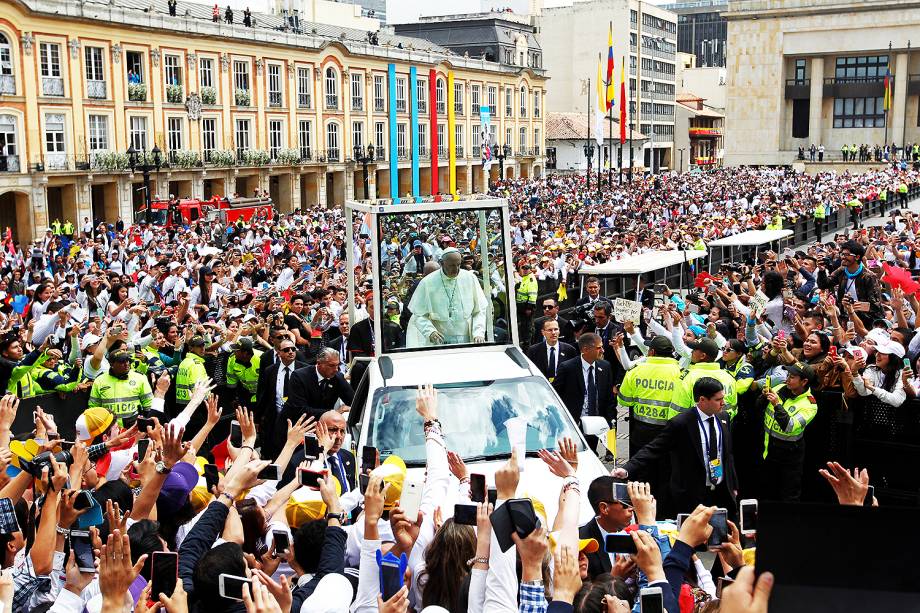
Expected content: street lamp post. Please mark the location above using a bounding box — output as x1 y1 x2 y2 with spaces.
127 144 162 224
494 143 512 182
583 142 595 191
679 148 685 173
353 143 375 199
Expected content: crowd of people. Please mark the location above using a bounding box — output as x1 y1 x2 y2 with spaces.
0 162 915 612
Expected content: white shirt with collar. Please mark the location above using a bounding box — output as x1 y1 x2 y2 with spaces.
695 407 723 485
580 357 599 413
545 340 561 376
275 360 295 412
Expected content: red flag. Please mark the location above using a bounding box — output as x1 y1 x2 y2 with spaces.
619 56 626 143
882 263 920 294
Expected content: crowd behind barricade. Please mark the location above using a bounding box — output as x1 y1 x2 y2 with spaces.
0 164 915 612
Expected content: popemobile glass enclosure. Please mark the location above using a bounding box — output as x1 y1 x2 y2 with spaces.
345 196 518 355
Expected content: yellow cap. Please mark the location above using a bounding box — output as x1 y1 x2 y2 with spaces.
373 457 407 510
579 538 599 553
190 476 214 513
285 479 342 528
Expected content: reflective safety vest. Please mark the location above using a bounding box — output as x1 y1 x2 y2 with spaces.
847 198 862 209
226 350 263 403
766 215 783 230
51 221 62 235
132 346 166 377
813 203 826 219
723 357 755 398
62 221 74 236
899 182 909 194
516 274 538 305
33 363 82 395
763 383 818 458
617 356 681 426
12 371 41 398
176 352 208 405
669 362 738 419
88 371 152 424
879 189 887 202
693 238 707 251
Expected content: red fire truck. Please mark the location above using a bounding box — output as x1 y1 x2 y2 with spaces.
140 196 274 227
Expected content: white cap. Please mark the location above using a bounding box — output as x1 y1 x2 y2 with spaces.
242 313 258 323
169 262 182 270
227 308 244 319
865 328 890 346
875 338 906 358
80 333 102 351
301 574 353 613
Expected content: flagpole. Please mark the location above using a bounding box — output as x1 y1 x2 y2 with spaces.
587 76 591 192
903 40 911 151
884 41 891 152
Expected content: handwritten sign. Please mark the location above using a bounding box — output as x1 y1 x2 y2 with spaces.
749 291 770 317
614 298 643 324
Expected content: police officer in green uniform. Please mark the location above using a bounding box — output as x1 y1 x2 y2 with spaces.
898 180 909 206
515 262 538 346
62 219 74 238
618 335 681 457
176 335 208 410
670 338 738 419
225 337 262 407
813 201 826 239
88 348 153 426
846 193 862 230
720 339 755 397
30 349 84 396
759 361 819 502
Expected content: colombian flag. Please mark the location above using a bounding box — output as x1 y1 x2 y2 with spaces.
884 64 892 111
619 56 627 143
605 22 615 111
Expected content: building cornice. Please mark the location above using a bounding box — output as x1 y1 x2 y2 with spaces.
724 0 920 21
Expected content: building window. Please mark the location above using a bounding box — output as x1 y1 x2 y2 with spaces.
40 43 61 77
129 116 147 150
473 123 481 152
235 118 250 157
325 67 338 109
199 57 214 89
326 122 340 160
533 90 541 118
298 119 313 159
268 119 283 158
505 87 513 117
505 127 512 146
455 124 464 157
833 96 885 128
375 121 385 159
233 60 250 96
297 67 312 108
520 85 528 117
835 56 889 81
0 34 12 76
397 123 407 159
436 78 445 113
533 127 540 154
352 121 364 150
417 78 427 113
437 124 445 156
167 117 183 155
487 86 497 115
202 118 217 160
0 115 18 172
374 74 385 112
471 84 480 110
268 64 283 107
84 47 106 99
396 77 407 112
454 82 464 115
418 123 428 156
519 126 527 153
88 115 108 152
44 113 66 168
351 72 364 111
164 54 182 88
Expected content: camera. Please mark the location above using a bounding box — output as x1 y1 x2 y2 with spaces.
21 450 74 478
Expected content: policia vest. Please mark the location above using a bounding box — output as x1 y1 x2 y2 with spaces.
88 370 153 425
762 383 818 458
617 356 681 426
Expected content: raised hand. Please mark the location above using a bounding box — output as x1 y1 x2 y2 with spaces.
416 383 438 421
819 461 871 506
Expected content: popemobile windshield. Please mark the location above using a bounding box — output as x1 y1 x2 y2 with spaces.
345 195 517 355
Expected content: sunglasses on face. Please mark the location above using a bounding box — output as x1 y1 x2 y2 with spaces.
279 347 296 353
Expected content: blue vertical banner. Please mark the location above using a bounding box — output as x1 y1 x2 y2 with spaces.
409 66 420 199
388 63 398 200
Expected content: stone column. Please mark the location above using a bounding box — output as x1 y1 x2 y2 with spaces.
892 52 909 148
31 180 48 240
367 167 377 200
808 57 825 147
192 173 205 199
75 178 93 224
118 176 135 222
317 172 327 208
290 172 302 212
345 167 355 201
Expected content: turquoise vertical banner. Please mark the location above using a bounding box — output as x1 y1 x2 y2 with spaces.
388 63 398 200
409 67 420 198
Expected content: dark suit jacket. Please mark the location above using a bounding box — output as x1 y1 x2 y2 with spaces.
348 317 404 357
256 359 305 457
526 340 577 380
579 519 611 578
281 448 357 494
624 409 738 515
552 356 615 423
327 335 350 364
632 287 656 310
531 315 576 345
277 366 354 450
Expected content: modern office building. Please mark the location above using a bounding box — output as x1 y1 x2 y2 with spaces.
665 1 727 68
537 0 678 171
0 0 546 243
724 0 920 166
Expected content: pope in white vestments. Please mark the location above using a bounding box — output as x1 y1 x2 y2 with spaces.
407 248 489 347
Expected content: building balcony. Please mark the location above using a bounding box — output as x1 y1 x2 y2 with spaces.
86 80 107 99
269 91 283 107
166 84 184 104
42 77 64 97
396 100 407 113
437 102 446 114
0 75 14 95
374 100 385 112
455 145 464 157
689 126 722 137
0 155 21 173
128 82 147 102
418 101 427 113
298 93 311 109
352 98 363 111
784 78 810 100
397 147 408 160
325 95 338 110
419 147 429 159
823 76 887 99
454 104 464 116
326 148 340 162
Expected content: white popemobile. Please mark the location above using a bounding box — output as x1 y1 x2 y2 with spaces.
343 196 608 523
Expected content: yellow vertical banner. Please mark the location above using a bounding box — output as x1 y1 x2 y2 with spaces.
447 71 457 197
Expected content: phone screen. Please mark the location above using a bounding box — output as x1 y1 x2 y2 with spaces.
230 421 242 448
453 503 478 526
863 485 875 507
151 551 179 599
740 500 758 534
470 473 486 504
298 469 324 489
137 438 150 461
708 509 729 548
303 434 321 461
379 561 403 601
361 446 378 472
639 589 664 613
71 531 95 572
505 498 539 539
272 530 290 555
359 473 370 495
219 574 251 601
204 464 219 493
73 491 93 511
613 483 632 507
487 487 497 506
604 534 639 554
257 464 280 481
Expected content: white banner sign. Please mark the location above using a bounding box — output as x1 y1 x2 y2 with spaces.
614 298 642 324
